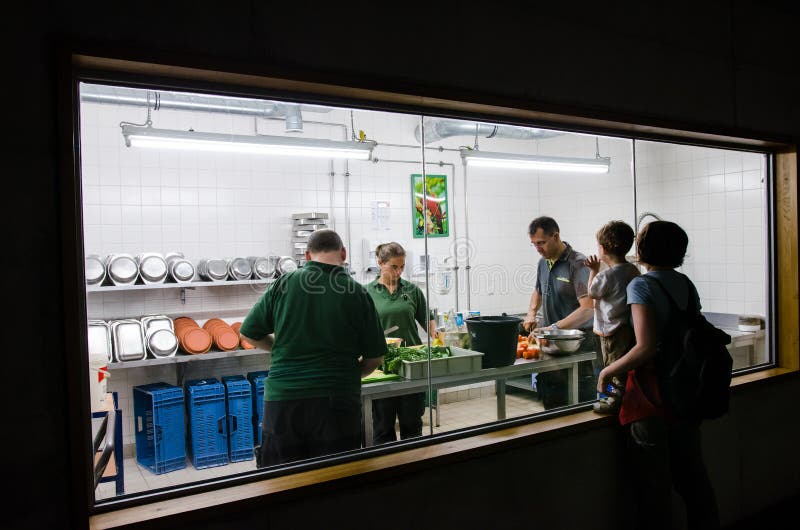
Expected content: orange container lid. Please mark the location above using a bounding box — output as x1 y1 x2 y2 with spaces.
230 322 242 332
240 337 255 350
202 318 228 331
180 328 212 354
174 317 199 329
214 328 240 351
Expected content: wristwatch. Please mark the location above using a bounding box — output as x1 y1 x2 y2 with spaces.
551 323 559 330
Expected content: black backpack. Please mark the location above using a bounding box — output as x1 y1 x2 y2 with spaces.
643 275 733 421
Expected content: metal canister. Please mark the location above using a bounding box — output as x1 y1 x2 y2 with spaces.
136 252 168 284
105 253 139 285
141 315 178 358
109 319 147 362
87 320 112 362
248 256 275 279
275 256 298 276
85 254 106 285
165 252 195 283
197 258 229 281
227 257 253 281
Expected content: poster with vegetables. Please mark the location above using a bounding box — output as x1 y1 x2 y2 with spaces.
411 174 448 238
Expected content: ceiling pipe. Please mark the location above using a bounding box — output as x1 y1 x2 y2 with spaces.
80 84 333 131
414 117 562 144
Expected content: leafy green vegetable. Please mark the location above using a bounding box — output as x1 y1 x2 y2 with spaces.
383 346 451 375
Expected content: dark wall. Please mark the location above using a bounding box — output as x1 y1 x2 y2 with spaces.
7 1 799 528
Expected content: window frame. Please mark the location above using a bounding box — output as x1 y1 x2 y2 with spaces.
60 53 798 526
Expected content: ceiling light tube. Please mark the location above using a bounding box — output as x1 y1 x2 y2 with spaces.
121 125 376 160
460 148 610 173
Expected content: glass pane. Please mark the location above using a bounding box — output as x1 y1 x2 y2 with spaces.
633 141 769 369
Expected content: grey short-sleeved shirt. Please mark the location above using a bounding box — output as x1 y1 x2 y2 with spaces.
588 262 640 336
535 242 592 330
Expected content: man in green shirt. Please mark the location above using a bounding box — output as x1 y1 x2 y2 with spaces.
240 229 386 467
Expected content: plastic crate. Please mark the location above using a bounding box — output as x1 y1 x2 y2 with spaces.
247 370 268 446
398 347 484 379
133 382 186 474
185 379 229 469
221 375 254 462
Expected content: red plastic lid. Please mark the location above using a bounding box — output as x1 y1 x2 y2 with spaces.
180 328 212 354
214 328 240 351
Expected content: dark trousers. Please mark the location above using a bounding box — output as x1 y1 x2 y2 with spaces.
627 416 720 530
257 394 362 468
372 393 426 444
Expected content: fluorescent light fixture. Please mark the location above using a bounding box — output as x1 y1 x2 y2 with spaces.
121 125 376 160
460 148 610 173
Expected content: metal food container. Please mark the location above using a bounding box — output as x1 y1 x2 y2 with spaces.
248 256 275 279
197 258 229 281
85 254 106 285
87 320 112 362
136 252 168 284
110 319 147 362
533 328 586 355
105 253 139 285
165 252 195 283
275 256 298 276
227 257 253 281
141 315 178 358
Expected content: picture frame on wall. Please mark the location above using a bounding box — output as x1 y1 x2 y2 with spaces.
411 173 448 238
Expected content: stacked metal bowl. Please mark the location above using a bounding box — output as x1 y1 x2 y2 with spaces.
533 328 585 355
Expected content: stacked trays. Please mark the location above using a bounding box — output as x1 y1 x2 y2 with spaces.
247 371 269 446
185 379 229 469
291 212 329 266
133 382 186 474
173 317 213 354
141 315 178 358
202 318 240 351
231 322 255 349
222 375 254 462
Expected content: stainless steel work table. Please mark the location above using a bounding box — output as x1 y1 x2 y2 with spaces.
361 351 597 446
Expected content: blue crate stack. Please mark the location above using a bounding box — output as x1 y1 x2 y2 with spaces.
185 378 229 469
221 375 254 462
133 382 186 474
247 370 269 446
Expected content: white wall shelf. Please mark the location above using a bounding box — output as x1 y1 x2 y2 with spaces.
106 348 269 369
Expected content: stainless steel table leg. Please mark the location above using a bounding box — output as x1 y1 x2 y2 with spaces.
496 379 506 420
568 364 578 404
363 396 374 447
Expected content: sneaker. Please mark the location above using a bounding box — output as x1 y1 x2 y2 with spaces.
592 396 620 415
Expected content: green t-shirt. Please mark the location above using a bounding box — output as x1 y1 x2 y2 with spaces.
240 261 386 401
366 278 430 347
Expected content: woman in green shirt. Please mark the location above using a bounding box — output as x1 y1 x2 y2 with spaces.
367 242 438 444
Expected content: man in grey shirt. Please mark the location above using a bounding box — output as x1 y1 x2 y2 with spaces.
523 216 596 409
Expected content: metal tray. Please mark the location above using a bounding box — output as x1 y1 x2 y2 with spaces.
110 319 147 362
399 346 484 380
87 320 112 362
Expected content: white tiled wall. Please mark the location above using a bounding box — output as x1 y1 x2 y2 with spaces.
634 141 767 316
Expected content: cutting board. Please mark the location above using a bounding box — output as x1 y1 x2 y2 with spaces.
361 369 401 384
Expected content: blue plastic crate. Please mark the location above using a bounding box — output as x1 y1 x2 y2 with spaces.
247 371 269 446
222 375 254 462
133 382 186 474
185 379 229 469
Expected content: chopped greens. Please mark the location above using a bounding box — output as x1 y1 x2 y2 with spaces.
383 346 451 375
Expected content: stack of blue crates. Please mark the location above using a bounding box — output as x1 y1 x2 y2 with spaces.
185 378 229 469
221 375 254 462
133 382 186 474
247 370 269 446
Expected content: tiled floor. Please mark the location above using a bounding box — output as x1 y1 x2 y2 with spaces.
95 391 542 501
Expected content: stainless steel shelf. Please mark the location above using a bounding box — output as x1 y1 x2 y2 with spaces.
106 347 269 369
87 278 274 293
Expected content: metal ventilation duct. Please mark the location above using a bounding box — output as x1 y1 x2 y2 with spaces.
415 117 561 144
80 84 333 132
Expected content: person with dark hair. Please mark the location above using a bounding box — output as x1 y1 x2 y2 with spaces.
585 220 640 414
523 216 596 409
367 242 438 443
240 229 386 466
597 220 720 529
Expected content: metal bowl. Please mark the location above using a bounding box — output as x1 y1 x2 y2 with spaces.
533 328 585 355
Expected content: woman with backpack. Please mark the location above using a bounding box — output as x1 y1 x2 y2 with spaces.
596 221 720 529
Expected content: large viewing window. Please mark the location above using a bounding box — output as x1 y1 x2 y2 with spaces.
78 81 773 506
